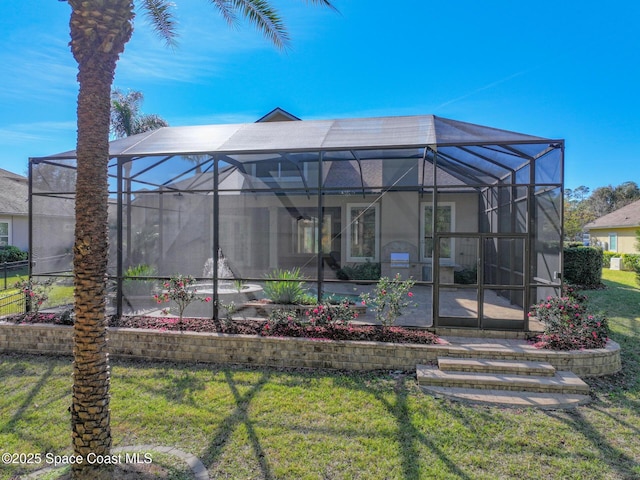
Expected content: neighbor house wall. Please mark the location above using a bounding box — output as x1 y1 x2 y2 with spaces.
589 226 639 254
0 216 28 251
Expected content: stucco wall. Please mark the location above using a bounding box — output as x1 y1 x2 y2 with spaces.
590 227 639 254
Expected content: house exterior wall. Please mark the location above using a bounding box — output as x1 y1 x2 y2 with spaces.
11 216 28 251
0 215 28 251
589 226 639 254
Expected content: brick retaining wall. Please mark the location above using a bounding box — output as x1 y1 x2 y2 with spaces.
0 322 621 376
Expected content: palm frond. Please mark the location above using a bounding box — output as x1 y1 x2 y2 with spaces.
302 0 338 12
132 114 170 135
209 0 289 50
208 0 238 26
140 0 178 47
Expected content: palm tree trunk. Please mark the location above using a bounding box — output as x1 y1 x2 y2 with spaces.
68 1 133 478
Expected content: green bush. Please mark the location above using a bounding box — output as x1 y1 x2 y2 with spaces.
564 241 584 248
602 250 617 268
0 246 28 263
621 253 640 271
263 268 307 304
601 251 640 271
563 246 602 287
123 264 158 296
454 266 477 284
336 261 381 281
529 286 609 350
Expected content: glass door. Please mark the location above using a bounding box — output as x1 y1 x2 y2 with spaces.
436 236 479 328
434 234 527 330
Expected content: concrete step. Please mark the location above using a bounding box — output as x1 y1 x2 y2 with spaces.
421 386 591 410
416 364 589 395
438 357 556 377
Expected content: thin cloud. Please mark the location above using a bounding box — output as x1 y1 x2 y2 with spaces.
433 70 532 111
0 40 77 104
0 121 76 145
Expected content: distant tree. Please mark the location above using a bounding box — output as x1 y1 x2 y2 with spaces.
564 186 596 240
564 182 640 241
615 181 640 206
585 182 640 218
110 88 168 268
110 88 168 139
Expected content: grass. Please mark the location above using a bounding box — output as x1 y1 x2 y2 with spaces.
0 270 28 291
0 269 639 479
0 285 73 316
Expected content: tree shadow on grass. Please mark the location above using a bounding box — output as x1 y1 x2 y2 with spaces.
367 374 474 480
0 356 55 434
199 369 274 479
544 408 640 478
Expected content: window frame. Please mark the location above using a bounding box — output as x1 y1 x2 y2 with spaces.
421 202 456 264
346 203 380 263
0 219 10 247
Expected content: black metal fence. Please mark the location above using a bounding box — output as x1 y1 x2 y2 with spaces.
1 260 29 290
0 290 26 316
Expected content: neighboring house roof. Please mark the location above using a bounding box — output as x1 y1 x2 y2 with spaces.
585 198 640 230
255 107 301 123
0 168 28 216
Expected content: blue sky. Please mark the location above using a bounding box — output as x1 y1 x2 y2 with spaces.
0 1 638 192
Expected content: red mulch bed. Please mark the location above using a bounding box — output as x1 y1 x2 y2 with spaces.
5 313 442 345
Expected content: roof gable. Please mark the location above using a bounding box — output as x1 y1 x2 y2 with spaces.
585 198 640 229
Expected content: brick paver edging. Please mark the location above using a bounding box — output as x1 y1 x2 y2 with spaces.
0 322 621 376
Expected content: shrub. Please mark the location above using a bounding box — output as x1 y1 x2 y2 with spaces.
14 278 54 314
360 274 416 327
563 246 602 287
336 261 381 281
123 264 158 296
0 246 28 263
304 298 357 327
153 274 211 323
529 287 609 350
621 253 640 271
454 266 477 284
601 251 640 271
263 268 307 304
602 250 618 268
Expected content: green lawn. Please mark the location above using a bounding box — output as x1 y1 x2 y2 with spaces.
1 270 639 479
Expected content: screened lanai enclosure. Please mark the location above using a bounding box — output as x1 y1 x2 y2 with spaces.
29 114 564 331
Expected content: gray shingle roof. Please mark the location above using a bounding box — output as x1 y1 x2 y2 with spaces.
0 168 28 216
584 198 640 229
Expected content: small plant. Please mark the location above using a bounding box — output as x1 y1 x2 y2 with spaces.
14 278 53 315
123 263 158 296
529 286 609 350
263 268 307 304
360 274 416 327
305 297 357 327
153 274 211 323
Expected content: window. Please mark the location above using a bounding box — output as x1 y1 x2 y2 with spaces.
421 203 455 262
294 214 331 254
251 160 306 182
0 221 9 246
346 203 379 262
609 233 618 252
